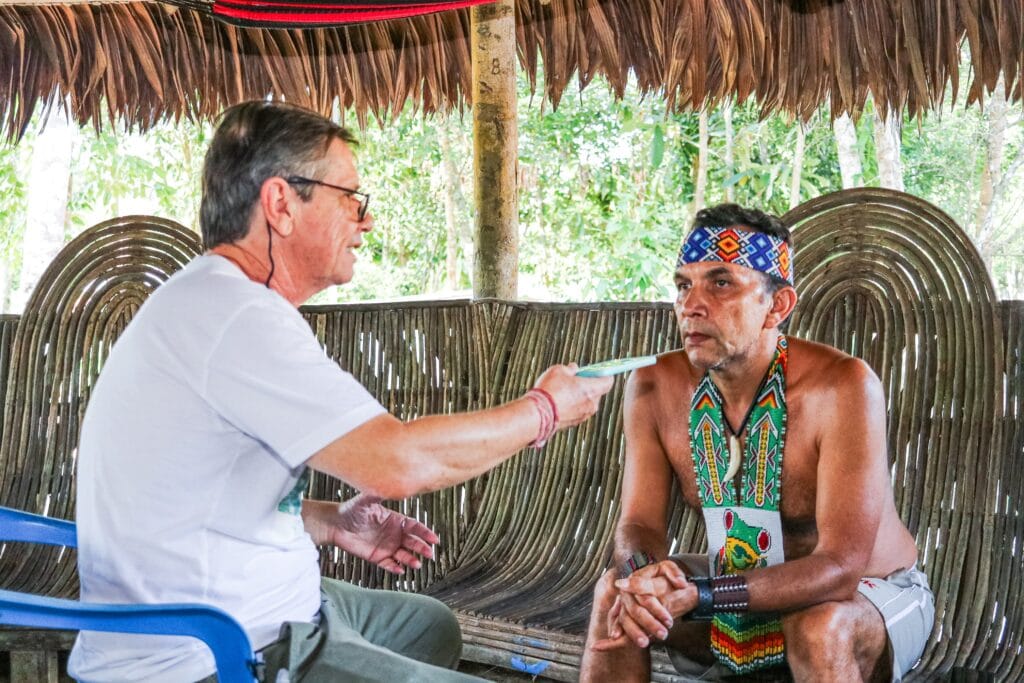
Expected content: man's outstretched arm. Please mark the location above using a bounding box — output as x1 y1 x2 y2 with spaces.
308 364 613 500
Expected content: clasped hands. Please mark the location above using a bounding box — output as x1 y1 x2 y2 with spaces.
302 494 439 575
591 559 698 652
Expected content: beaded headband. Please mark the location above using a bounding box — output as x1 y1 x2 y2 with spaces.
678 225 794 285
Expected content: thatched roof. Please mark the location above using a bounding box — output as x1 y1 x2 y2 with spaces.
0 0 1021 139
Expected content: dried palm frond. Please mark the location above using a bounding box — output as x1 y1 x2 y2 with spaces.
0 0 1019 141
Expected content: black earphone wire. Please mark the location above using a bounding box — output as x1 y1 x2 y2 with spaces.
264 223 275 288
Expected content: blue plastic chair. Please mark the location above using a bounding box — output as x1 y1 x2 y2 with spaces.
0 506 258 682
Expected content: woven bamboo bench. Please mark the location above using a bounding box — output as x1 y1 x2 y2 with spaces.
0 189 1021 681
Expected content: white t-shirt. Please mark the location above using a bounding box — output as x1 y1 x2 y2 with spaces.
68 255 386 682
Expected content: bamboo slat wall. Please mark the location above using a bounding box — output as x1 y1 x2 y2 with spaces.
997 300 1024 682
0 0 1022 139
0 190 1021 679
0 217 201 599
303 300 502 590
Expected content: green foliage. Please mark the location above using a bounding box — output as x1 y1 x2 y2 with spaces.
901 108 987 229
67 119 209 237
313 113 459 304
0 63 1020 307
892 93 1024 296
517 80 688 300
0 137 28 293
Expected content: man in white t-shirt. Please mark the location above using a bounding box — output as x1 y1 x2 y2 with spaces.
69 101 613 682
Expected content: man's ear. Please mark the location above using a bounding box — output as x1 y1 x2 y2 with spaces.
260 177 297 238
764 286 798 330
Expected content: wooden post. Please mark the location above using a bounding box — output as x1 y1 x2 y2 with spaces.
470 0 518 299
11 651 60 683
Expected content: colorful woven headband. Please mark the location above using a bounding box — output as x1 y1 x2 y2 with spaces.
678 225 794 285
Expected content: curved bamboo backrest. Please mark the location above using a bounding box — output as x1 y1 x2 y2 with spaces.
0 216 200 597
302 300 508 592
424 302 686 632
997 300 1024 681
782 188 1007 676
301 300 687 631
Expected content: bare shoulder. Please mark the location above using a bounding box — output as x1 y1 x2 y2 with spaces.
787 337 883 402
627 349 697 396
624 349 697 423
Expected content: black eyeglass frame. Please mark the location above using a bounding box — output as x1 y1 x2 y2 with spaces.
285 175 370 221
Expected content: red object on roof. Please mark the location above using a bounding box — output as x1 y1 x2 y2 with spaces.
213 0 496 27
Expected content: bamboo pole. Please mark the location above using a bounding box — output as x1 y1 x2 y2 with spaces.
470 0 518 299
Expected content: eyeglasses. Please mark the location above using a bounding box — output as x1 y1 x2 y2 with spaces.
286 175 370 221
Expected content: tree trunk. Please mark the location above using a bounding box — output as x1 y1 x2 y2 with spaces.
438 122 458 288
15 108 74 311
692 109 709 218
974 82 1008 266
1007 260 1024 300
833 113 863 188
471 0 518 300
440 122 461 289
789 124 806 210
873 111 904 191
724 103 735 202
181 126 199 230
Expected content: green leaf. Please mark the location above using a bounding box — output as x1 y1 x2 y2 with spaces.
650 124 665 169
722 171 749 188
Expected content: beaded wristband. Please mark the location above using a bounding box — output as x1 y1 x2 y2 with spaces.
525 388 558 448
621 550 657 578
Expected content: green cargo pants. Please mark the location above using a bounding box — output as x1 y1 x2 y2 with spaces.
200 578 482 682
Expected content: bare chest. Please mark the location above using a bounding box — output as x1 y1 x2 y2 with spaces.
662 394 820 551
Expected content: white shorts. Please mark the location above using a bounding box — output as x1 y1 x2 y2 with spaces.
857 564 934 681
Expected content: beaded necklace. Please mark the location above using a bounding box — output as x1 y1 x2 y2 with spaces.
689 335 788 673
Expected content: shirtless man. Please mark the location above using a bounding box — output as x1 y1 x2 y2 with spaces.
579 204 934 682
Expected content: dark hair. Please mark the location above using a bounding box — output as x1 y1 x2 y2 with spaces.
200 101 358 249
691 203 793 294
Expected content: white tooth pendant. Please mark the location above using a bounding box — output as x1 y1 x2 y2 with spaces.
723 434 742 483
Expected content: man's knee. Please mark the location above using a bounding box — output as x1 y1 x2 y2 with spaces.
782 600 864 662
783 597 890 681
414 594 463 668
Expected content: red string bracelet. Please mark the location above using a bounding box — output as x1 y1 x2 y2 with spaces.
525 388 558 448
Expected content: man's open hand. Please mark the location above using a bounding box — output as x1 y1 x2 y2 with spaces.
302 495 439 574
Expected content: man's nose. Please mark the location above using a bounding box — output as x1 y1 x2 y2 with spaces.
359 212 374 232
678 287 707 316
